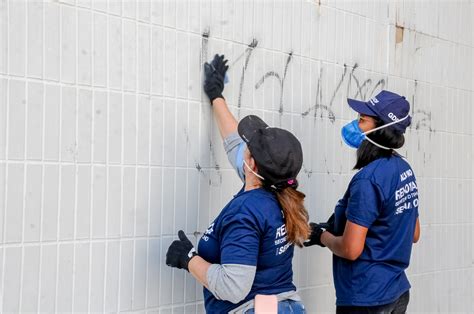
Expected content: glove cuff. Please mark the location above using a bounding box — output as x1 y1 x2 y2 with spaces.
184 248 198 272
210 95 225 105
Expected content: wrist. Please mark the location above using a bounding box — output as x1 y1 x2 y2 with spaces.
187 253 199 271
211 97 225 106
185 250 198 271
320 230 329 247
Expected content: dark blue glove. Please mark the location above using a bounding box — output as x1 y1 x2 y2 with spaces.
166 230 197 271
203 54 228 103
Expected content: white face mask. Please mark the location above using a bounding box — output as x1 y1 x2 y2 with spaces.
243 159 265 181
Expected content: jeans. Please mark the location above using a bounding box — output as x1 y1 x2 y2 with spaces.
245 300 306 314
336 290 410 314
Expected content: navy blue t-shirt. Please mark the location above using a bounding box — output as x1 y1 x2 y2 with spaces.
332 155 419 306
198 187 296 313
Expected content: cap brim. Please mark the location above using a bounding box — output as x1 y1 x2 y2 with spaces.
238 115 269 143
347 98 378 116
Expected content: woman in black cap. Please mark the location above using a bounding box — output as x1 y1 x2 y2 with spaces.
165 55 309 313
305 91 421 313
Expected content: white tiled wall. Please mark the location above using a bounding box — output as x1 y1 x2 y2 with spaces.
0 0 472 313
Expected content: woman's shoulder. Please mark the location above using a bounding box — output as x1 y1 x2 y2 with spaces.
225 189 278 219
357 155 408 177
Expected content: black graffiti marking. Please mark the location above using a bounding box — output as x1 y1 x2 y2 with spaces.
200 29 222 175
209 141 220 171
237 39 259 110
301 63 386 123
409 81 433 132
328 64 349 109
347 63 386 101
254 52 293 114
201 29 210 64
248 38 258 49
195 163 202 172
301 165 313 178
301 65 336 122
413 110 432 131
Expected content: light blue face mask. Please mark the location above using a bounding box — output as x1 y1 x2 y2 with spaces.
341 115 410 150
341 120 365 149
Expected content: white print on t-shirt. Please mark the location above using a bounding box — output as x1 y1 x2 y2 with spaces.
277 242 291 255
395 181 417 200
275 225 287 238
394 179 418 215
202 222 214 242
275 224 290 255
400 169 413 182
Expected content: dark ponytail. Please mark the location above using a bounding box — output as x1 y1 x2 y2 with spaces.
354 117 406 170
274 187 310 247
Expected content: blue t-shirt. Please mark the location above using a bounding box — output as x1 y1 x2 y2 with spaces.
198 187 296 313
332 155 419 306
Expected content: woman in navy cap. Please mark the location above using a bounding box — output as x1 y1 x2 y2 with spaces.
305 90 421 313
165 55 309 313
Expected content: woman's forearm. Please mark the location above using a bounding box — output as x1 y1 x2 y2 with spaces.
188 256 211 289
321 232 352 259
212 98 238 139
321 221 367 261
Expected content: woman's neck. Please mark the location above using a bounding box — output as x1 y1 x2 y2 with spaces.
244 178 262 191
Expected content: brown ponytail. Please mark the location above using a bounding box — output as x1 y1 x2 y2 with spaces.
275 187 310 247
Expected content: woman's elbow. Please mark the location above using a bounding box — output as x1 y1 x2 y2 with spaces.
413 219 421 243
344 246 363 261
227 288 251 304
413 232 420 243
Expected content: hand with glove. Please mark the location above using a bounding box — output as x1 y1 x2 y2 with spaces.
318 213 335 234
304 222 328 247
166 230 198 271
203 54 229 103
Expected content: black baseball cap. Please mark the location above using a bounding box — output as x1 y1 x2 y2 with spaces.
347 90 412 133
238 115 303 187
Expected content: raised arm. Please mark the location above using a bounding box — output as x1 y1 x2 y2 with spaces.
212 98 238 140
204 54 245 181
203 54 238 140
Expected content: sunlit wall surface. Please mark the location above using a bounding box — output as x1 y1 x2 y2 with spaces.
0 0 472 313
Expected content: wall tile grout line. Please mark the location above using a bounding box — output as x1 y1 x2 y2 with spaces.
53 2 64 313
102 3 111 312
36 2 47 311
1 0 10 310
70 2 78 312
86 2 95 313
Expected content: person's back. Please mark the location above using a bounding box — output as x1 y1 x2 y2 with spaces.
199 188 296 312
333 155 418 306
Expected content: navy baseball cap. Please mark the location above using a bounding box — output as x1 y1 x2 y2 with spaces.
238 115 303 187
347 90 412 133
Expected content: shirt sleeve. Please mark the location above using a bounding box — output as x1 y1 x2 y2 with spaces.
223 132 246 183
206 264 256 304
345 179 384 228
219 209 261 266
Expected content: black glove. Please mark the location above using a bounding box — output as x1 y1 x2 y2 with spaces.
319 213 335 234
166 230 197 271
203 54 229 103
304 222 327 247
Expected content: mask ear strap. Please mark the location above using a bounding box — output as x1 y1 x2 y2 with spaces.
364 114 410 135
362 114 409 150
243 159 265 181
364 136 392 150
